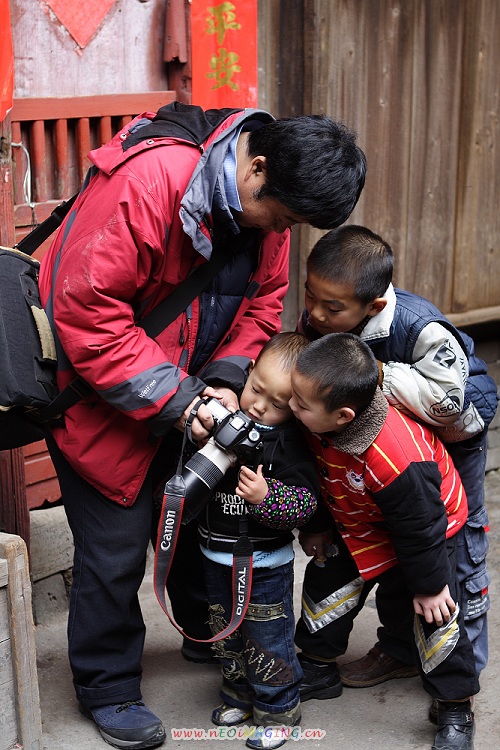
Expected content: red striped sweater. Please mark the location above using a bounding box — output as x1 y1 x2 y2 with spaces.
307 389 468 592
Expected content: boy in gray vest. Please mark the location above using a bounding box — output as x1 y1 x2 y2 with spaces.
295 226 497 723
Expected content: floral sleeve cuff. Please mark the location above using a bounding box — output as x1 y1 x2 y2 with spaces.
246 478 317 530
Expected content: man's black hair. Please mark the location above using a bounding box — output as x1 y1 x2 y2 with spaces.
307 225 394 303
247 116 367 229
295 332 378 413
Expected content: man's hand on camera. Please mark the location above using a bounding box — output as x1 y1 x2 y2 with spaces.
174 386 239 442
211 387 239 414
174 387 217 439
236 465 268 505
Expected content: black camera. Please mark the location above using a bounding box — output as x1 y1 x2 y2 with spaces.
178 398 264 524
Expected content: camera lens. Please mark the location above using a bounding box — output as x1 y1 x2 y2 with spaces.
179 438 237 523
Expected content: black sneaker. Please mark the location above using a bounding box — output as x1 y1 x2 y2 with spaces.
79 700 166 749
298 654 343 702
181 638 218 665
432 700 475 750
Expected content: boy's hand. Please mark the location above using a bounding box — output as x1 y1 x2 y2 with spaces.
298 531 330 559
236 465 268 505
413 585 456 626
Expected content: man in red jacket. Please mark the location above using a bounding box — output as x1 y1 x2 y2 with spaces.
39 102 366 750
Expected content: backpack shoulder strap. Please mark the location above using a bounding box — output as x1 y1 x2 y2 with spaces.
15 193 79 257
137 247 230 339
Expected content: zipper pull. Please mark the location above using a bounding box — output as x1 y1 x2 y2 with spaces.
179 324 185 346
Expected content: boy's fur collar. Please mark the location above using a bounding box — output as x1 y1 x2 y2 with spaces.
328 388 388 455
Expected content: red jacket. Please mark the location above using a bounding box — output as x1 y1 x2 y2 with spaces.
307 390 468 594
39 106 290 505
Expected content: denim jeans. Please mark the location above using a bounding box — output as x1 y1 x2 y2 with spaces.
203 557 302 725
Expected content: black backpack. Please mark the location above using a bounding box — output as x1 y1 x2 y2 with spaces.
0 195 230 450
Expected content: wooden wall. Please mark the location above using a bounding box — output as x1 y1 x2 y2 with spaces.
258 0 500 332
14 0 498 328
11 0 169 97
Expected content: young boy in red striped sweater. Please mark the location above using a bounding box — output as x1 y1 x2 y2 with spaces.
289 333 478 750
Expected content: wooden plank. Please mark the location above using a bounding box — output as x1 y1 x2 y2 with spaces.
55 119 70 197
403 2 464 309
76 117 91 185
0 639 17 750
30 120 47 201
14 199 62 227
0 634 15 685
14 201 67 261
0 533 42 749
452 0 500 314
23 440 50 459
11 92 176 122
22 440 60 510
25 479 61 511
24 452 57 486
29 507 73 583
99 115 113 146
448 306 500 328
10 120 25 205
0 560 8 590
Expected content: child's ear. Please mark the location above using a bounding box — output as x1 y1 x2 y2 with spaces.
367 297 387 317
248 359 256 373
337 407 356 426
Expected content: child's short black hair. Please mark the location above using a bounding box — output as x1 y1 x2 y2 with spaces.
256 332 309 372
295 332 379 413
307 225 394 303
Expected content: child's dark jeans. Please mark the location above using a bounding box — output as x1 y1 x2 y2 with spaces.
203 557 302 726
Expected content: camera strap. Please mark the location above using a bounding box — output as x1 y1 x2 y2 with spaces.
153 445 254 642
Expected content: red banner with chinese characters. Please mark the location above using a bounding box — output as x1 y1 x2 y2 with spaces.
0 0 14 121
191 0 258 110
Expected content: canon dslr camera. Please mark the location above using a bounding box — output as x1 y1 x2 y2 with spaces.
179 397 264 524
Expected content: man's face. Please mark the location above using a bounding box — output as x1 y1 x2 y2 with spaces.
289 369 343 434
304 272 376 334
234 151 306 233
234 194 306 234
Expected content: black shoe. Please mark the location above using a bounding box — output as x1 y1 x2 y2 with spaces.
298 654 343 702
429 698 475 725
181 638 218 665
79 700 165 749
432 701 475 750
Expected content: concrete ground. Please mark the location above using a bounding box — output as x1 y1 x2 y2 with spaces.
34 470 500 750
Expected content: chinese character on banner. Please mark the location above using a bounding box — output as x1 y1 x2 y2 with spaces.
0 0 14 121
191 0 258 109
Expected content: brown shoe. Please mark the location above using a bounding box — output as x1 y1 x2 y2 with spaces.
339 646 418 687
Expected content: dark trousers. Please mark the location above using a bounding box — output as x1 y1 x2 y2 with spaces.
447 430 490 672
295 524 479 701
47 435 211 708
